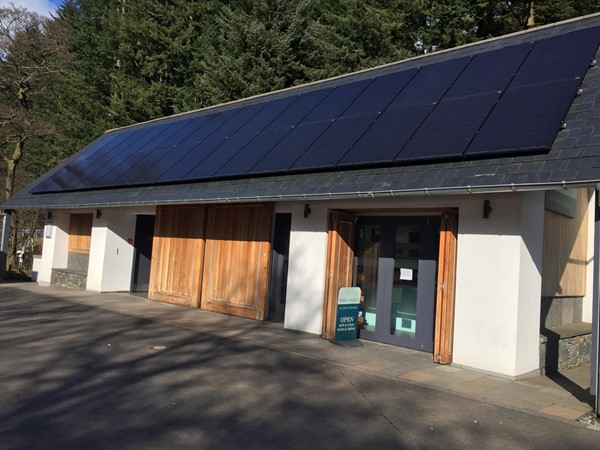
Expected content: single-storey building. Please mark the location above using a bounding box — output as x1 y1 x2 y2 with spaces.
4 14 600 382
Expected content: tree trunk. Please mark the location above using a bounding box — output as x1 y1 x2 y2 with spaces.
5 159 16 202
4 140 24 271
7 212 18 271
4 140 23 201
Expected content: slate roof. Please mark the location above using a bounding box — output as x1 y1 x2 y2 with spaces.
4 14 600 210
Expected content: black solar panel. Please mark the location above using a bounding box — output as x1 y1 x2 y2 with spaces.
155 113 215 153
149 110 239 177
215 127 291 177
338 105 432 166
301 80 371 122
250 121 332 173
184 132 259 180
398 92 500 161
125 145 179 183
101 119 209 186
344 69 418 115
203 84 373 178
292 113 379 170
59 125 163 189
445 44 531 98
107 111 235 186
511 27 600 88
465 79 581 156
35 132 124 191
125 114 218 184
158 138 226 182
76 119 194 189
31 24 600 194
208 103 267 140
389 57 470 108
267 89 333 129
65 132 123 171
120 121 190 157
78 127 154 172
238 97 297 132
175 110 238 146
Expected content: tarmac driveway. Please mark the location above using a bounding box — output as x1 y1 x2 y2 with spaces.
0 284 599 449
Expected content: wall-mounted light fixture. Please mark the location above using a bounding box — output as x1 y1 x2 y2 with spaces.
483 200 492 219
304 204 312 218
45 223 53 239
44 211 54 238
96 209 102 219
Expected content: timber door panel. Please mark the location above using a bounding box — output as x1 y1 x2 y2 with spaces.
434 209 459 364
149 205 206 307
322 212 356 339
68 214 93 254
201 204 273 320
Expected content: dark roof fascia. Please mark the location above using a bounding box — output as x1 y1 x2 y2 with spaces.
4 178 599 211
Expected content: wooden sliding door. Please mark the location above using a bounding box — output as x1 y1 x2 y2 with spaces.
201 204 273 320
149 205 206 307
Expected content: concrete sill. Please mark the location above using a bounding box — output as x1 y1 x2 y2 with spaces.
539 322 592 343
51 268 88 276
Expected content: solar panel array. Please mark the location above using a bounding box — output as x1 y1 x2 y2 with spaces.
34 26 600 194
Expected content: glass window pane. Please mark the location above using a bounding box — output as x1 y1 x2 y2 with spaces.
355 224 381 333
390 225 420 339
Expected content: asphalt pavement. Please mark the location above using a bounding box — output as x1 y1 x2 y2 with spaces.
0 283 599 449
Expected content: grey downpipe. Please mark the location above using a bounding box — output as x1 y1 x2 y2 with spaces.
593 184 600 416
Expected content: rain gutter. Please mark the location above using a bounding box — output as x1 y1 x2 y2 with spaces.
6 179 599 210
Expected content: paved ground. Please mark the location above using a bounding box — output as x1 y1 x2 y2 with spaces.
1 282 599 449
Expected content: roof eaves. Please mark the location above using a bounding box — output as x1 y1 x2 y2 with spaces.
5 179 599 211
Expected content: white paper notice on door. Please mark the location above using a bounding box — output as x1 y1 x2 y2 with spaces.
400 268 413 281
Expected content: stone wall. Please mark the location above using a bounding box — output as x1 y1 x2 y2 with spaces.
539 296 591 374
50 252 89 290
51 269 87 289
540 331 592 373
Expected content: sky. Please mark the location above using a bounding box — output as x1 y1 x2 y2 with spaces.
0 0 60 17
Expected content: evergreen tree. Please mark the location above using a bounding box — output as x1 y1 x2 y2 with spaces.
41 0 600 157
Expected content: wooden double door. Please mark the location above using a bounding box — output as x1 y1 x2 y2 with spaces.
148 203 273 320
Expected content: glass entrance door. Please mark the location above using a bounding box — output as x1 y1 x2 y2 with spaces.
354 216 440 351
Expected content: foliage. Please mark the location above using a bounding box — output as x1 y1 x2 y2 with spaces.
48 0 600 130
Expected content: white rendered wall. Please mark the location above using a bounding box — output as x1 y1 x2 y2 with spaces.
515 192 545 375
283 192 545 377
583 189 595 323
87 206 155 292
37 212 70 285
452 192 544 377
86 216 108 291
284 202 329 334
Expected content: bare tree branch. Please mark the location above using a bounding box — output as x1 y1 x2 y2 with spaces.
0 5 69 202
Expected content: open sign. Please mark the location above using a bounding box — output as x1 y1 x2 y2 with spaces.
334 287 361 342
